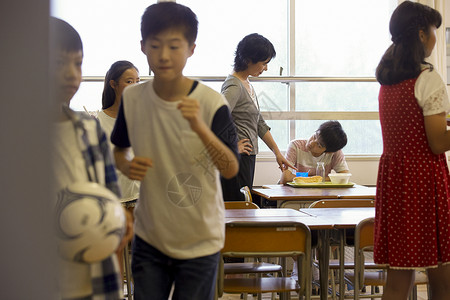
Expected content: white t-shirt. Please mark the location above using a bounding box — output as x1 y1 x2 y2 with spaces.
285 139 348 176
97 111 140 202
118 80 227 259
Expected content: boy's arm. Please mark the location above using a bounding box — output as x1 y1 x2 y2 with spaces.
114 147 152 181
111 100 152 181
178 97 239 179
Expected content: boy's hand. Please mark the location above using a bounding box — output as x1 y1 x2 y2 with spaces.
238 139 253 155
127 157 152 181
177 96 206 132
116 208 134 252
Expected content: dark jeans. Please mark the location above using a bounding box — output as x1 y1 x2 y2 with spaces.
221 154 256 201
131 235 220 300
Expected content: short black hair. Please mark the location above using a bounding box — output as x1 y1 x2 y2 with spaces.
49 17 83 54
234 33 276 72
141 2 198 45
317 121 347 153
102 61 138 110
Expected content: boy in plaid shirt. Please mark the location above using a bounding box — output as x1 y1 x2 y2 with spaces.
50 17 132 299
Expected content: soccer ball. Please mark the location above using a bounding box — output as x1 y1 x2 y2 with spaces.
55 182 126 263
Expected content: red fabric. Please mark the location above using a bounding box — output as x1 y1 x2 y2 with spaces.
374 77 450 268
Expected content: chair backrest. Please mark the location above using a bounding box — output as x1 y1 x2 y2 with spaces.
354 217 376 292
239 186 252 202
355 217 375 251
220 222 311 297
309 199 375 208
224 201 259 209
222 223 310 254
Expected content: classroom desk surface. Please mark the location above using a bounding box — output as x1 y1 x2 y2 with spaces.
224 207 375 300
299 207 375 229
252 184 376 201
225 207 375 229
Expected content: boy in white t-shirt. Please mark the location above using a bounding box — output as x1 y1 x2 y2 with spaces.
280 120 349 184
111 2 239 299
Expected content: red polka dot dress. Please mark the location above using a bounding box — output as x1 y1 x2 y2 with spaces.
374 71 450 269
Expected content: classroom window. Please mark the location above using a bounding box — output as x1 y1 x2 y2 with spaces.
51 0 397 155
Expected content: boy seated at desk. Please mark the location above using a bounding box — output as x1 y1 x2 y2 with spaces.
280 120 349 184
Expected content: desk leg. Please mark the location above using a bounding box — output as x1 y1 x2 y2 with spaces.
318 230 330 300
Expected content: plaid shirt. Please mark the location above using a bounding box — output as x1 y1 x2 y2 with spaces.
63 106 123 300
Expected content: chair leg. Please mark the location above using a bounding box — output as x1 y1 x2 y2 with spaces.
330 269 337 300
123 243 133 300
408 285 417 300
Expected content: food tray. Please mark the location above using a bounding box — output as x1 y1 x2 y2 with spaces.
287 182 355 188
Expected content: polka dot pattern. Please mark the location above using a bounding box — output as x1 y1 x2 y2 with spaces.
374 78 450 269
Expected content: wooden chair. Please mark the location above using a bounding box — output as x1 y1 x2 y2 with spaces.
225 201 259 209
223 201 283 300
347 217 428 300
217 222 312 300
121 202 136 300
240 186 253 202
308 199 376 299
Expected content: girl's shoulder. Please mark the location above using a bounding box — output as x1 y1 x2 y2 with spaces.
415 66 446 99
415 66 450 115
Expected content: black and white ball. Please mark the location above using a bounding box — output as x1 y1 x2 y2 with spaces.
55 182 126 263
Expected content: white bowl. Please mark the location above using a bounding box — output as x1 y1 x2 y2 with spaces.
328 173 352 184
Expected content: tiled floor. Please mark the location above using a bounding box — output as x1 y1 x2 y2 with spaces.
218 284 429 299
123 284 429 299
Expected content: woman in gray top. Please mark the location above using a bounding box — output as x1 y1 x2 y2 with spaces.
221 33 295 201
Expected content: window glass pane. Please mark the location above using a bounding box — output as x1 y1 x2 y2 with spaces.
69 82 104 112
295 82 380 111
71 80 222 112
253 82 289 112
295 120 382 155
295 0 396 76
258 120 289 152
51 0 157 76
177 0 288 76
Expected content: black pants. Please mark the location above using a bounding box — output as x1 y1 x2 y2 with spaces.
220 154 256 201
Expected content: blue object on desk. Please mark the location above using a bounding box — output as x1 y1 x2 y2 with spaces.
296 172 308 177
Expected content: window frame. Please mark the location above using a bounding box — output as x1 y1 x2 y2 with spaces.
79 0 386 158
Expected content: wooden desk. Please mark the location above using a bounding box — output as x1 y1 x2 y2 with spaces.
225 207 375 300
299 207 375 229
252 184 376 208
225 208 312 220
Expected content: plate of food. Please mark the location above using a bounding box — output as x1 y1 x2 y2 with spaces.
287 176 355 188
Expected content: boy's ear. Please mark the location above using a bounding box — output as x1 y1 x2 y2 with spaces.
141 40 145 54
188 43 196 57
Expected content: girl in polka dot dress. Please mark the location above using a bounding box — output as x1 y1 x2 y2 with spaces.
375 2 450 299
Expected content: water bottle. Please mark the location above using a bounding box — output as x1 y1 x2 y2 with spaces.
316 162 325 182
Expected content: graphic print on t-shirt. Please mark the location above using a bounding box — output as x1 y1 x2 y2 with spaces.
167 173 202 207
